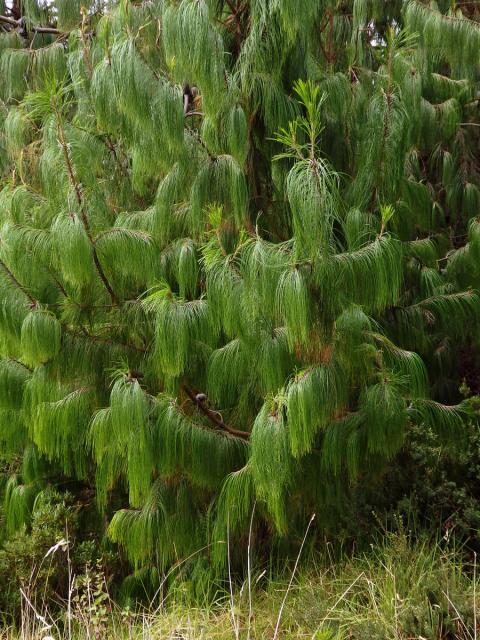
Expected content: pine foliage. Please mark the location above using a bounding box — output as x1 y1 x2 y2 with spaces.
0 0 479 587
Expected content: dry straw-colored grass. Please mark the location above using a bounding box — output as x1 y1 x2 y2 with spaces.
0 531 478 640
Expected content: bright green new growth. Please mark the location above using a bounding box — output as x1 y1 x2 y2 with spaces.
0 0 479 588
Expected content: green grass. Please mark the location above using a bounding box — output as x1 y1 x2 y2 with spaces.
1 531 478 640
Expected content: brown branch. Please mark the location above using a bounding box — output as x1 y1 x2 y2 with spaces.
224 0 237 13
0 14 64 35
56 122 118 306
29 25 64 35
224 0 243 45
66 327 146 353
9 0 21 20
327 9 335 63
104 135 129 177
182 384 250 440
9 358 33 372
0 258 37 306
0 13 17 27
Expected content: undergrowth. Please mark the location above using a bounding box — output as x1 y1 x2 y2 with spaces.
0 530 477 640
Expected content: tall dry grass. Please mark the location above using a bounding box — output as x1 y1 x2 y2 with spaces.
0 529 478 640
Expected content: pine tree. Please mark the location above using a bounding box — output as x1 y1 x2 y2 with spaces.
0 0 479 584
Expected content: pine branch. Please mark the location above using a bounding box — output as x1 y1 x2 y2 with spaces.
0 258 36 306
182 384 250 440
79 8 93 77
94 228 152 243
1 0 479 577
66 327 146 354
56 122 119 306
8 358 33 372
0 14 64 35
0 14 18 27
47 270 70 300
224 0 237 14
408 0 480 26
224 0 244 50
104 134 129 177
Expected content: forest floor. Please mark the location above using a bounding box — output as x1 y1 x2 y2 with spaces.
1 531 478 640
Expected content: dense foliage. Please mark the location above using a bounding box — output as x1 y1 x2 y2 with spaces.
0 0 480 604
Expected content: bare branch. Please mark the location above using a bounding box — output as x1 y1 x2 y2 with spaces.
0 13 64 35
182 384 251 440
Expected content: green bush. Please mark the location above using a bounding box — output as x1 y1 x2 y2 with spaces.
390 411 480 546
0 489 90 622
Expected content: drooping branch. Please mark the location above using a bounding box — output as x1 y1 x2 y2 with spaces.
0 13 18 27
56 122 119 306
224 0 244 51
182 384 250 440
0 14 64 35
66 327 147 354
408 0 480 26
0 258 37 306
104 135 129 177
